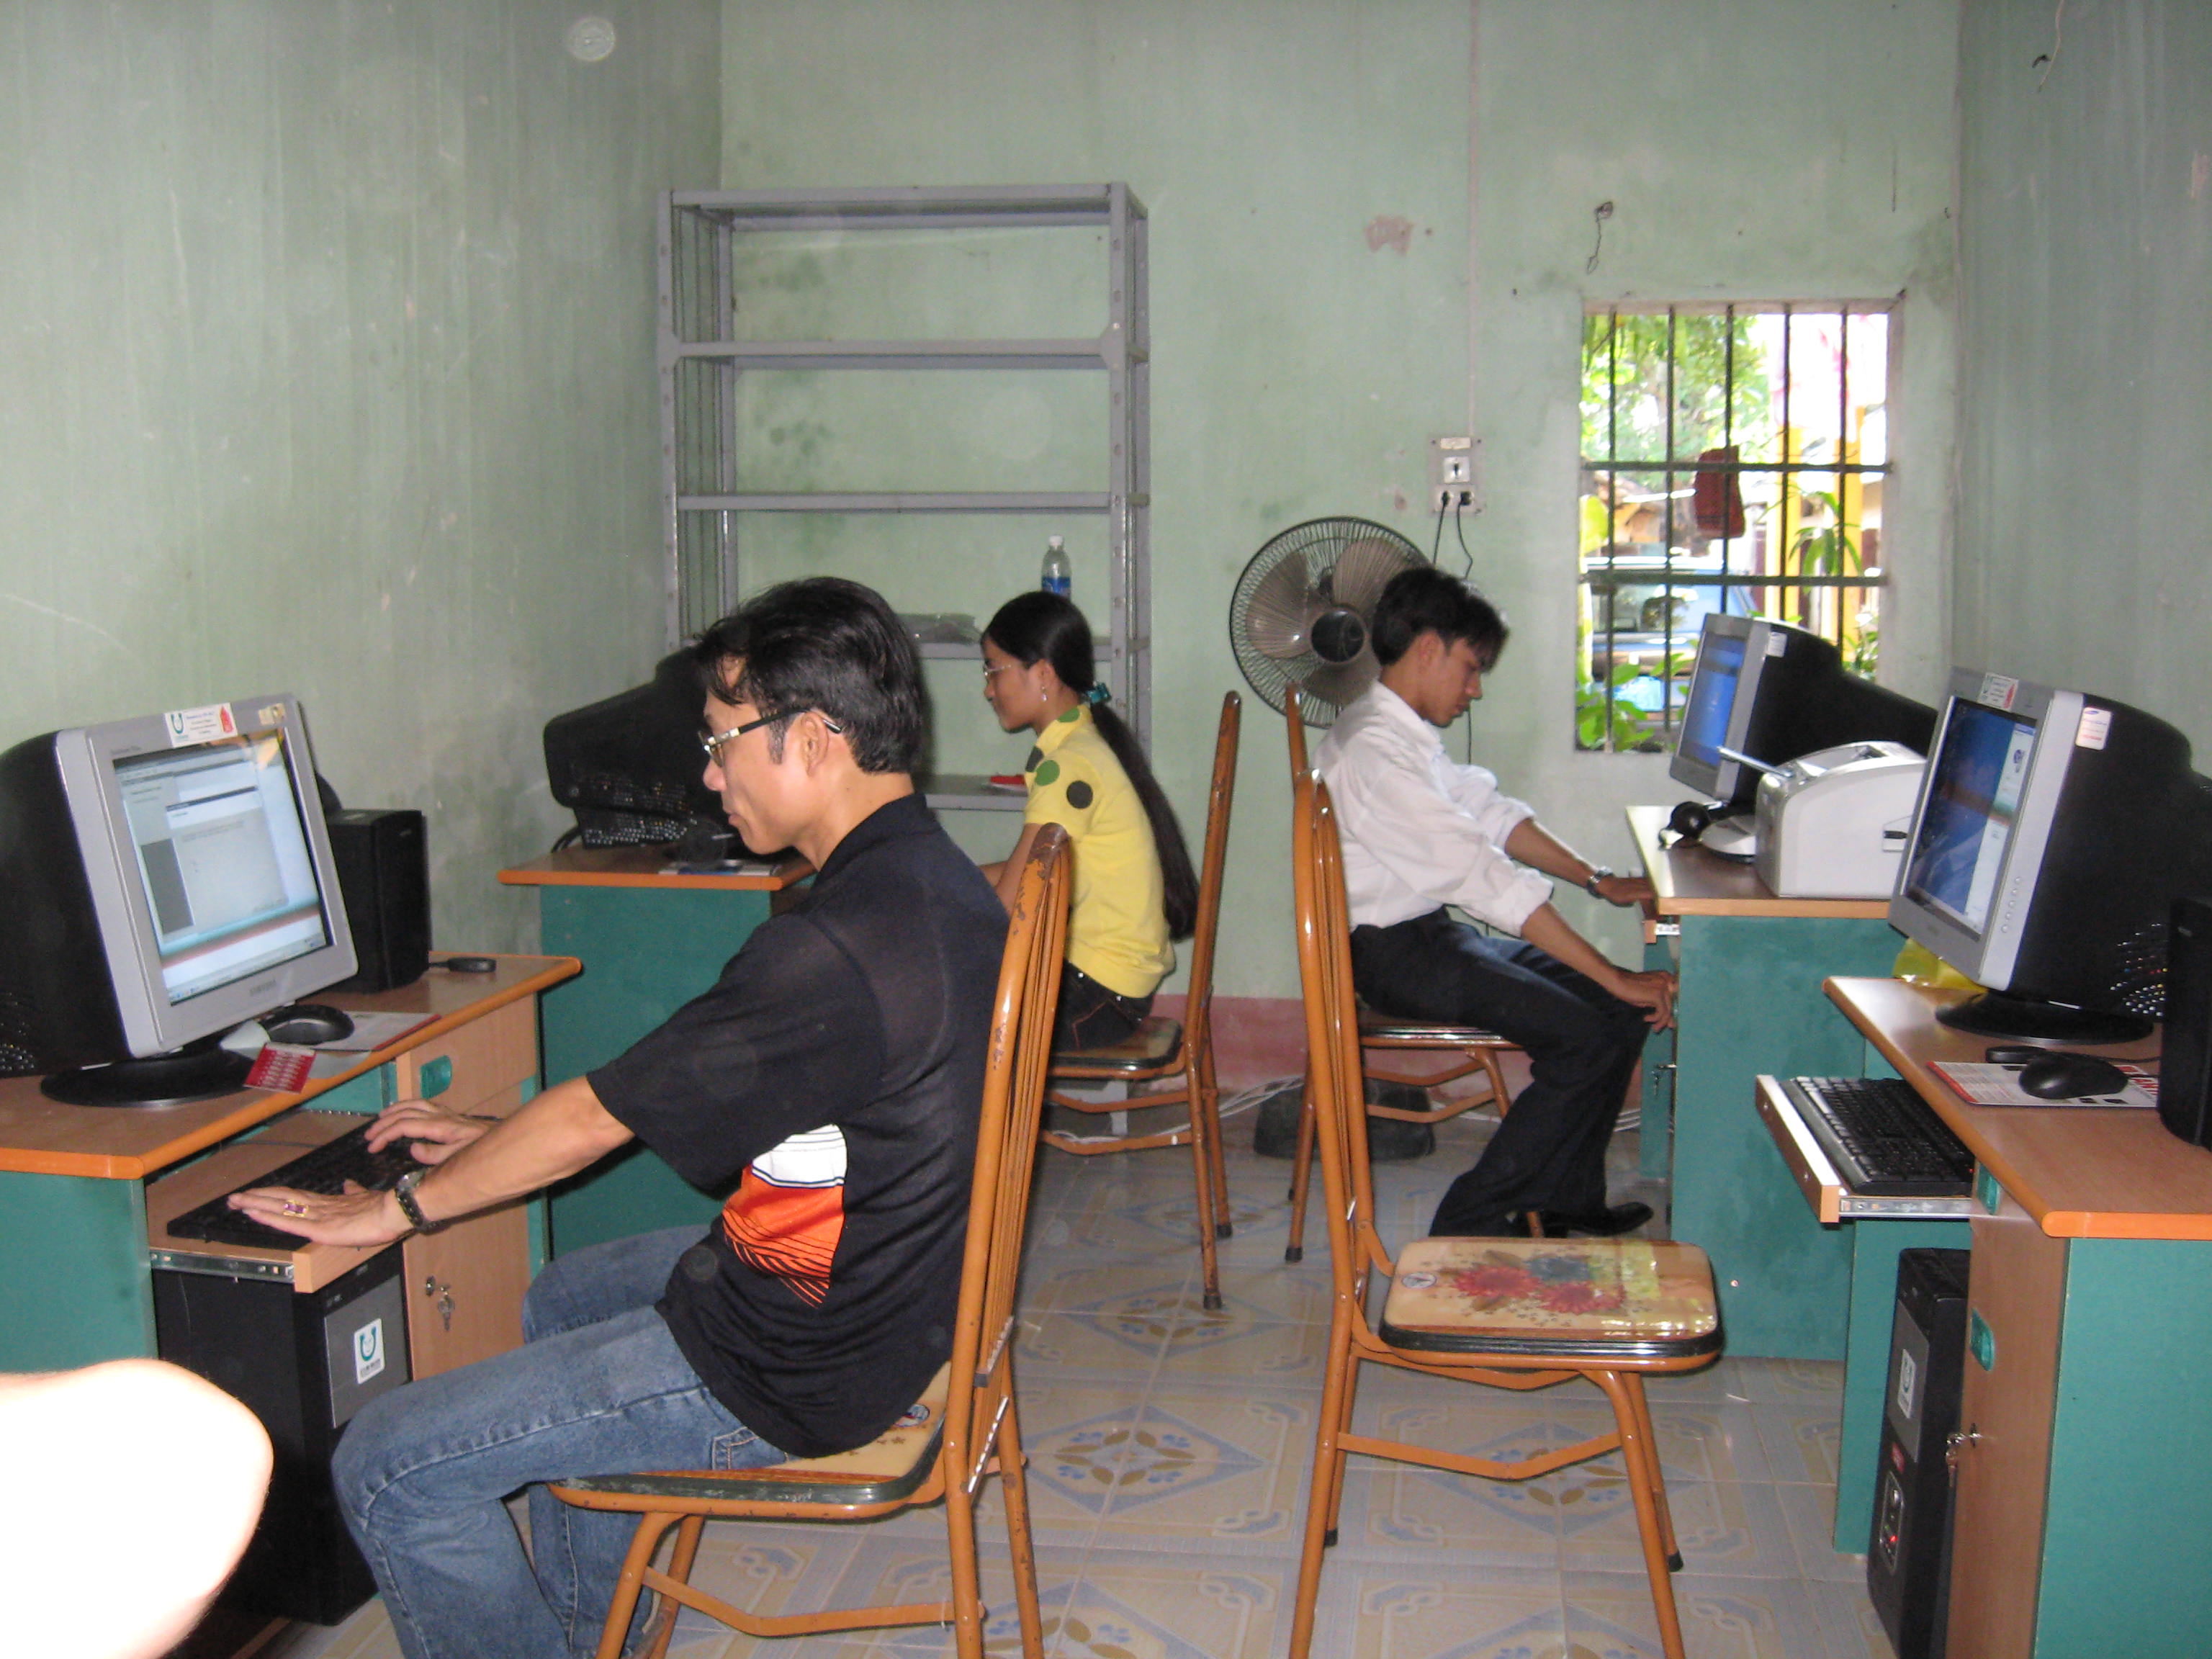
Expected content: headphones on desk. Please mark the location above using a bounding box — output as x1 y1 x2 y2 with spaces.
1662 799 1716 848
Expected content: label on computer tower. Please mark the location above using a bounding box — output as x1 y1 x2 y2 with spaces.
1977 673 2019 711
1894 1346 1918 1421
354 1317 387 1385
2075 706 2112 750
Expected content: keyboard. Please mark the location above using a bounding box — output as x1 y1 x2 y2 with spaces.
1783 1076 1975 1197
164 1123 426 1251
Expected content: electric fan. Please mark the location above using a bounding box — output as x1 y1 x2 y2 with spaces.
1228 518 1429 725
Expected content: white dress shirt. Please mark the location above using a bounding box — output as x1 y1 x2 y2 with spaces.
1313 683 1555 935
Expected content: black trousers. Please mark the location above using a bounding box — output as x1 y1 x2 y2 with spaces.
1348 909 1651 1233
1055 962 1153 1051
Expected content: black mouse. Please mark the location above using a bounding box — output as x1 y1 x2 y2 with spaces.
260 1002 355 1046
2015 1052 2131 1100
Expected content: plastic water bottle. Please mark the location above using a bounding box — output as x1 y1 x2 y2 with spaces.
1040 536 1071 599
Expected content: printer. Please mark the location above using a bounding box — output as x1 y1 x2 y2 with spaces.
1753 741 1927 899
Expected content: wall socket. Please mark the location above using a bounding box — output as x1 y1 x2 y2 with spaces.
1429 436 1481 513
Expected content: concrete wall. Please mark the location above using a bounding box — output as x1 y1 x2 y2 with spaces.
0 1 719 952
1953 0 2212 749
719 0 1960 993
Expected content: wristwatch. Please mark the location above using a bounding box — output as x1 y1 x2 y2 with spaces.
1583 865 1616 897
392 1167 442 1234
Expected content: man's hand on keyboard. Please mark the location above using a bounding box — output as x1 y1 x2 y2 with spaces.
366 1098 495 1163
226 1179 408 1248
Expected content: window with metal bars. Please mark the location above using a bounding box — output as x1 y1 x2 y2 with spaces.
1578 302 1893 752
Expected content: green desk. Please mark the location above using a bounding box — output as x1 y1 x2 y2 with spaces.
1830 978 2201 1659
1630 806 1905 1360
0 956 576 1372
499 848 809 1254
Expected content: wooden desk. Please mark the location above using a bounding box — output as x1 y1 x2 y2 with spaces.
0 954 577 1372
1827 976 2212 1658
500 848 809 1254
1629 806 1912 1359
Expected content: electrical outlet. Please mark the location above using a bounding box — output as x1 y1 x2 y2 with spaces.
1429 436 1481 514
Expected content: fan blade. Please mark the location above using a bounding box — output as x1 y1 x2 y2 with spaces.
1301 650 1378 711
1329 535 1422 617
1244 554 1324 660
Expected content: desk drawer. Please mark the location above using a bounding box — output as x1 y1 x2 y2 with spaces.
392 999 537 1114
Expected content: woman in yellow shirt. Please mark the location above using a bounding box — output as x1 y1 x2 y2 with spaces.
979 592 1197 1048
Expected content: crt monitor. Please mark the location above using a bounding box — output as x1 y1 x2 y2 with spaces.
1889 670 2212 1043
0 695 358 1105
543 650 734 850
1671 615 1937 813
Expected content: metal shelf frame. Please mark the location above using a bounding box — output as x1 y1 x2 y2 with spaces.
656 184 1152 791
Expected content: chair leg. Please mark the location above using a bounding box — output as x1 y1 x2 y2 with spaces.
1594 1370 1690 1659
1285 1072 1316 1264
943 1467 988 1659
1187 1100 1223 1310
595 1511 686 1659
1624 1371 1682 1569
1289 1309 1359 1659
1199 1049 1232 1240
994 1399 1047 1659
639 1513 706 1659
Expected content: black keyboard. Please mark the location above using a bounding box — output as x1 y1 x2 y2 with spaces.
1784 1076 1975 1197
165 1123 425 1251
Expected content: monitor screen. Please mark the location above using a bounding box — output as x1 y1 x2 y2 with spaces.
1899 699 2038 939
114 732 332 1005
1675 627 1746 777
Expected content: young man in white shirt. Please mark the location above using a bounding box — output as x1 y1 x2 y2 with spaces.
1315 567 1676 1237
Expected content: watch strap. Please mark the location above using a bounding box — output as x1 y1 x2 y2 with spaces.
392 1168 438 1233
1583 865 1615 896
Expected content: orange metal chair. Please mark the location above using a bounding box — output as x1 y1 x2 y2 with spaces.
547 827 1074 1659
1281 685 1524 1262
1043 691 1239 1310
1286 773 1721 1659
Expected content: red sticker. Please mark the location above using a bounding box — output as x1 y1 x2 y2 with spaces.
246 1045 315 1093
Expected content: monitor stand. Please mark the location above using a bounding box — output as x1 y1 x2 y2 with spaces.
1935 991 2154 1046
1699 812 1758 861
40 1034 254 1109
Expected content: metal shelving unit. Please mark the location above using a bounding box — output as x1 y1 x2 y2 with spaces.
656 184 1151 809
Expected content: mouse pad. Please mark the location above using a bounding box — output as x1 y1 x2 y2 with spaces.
1930 1061 2158 1109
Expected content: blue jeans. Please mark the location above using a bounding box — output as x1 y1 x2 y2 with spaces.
333 1226 786 1659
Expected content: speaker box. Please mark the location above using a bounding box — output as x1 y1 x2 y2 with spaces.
2159 894 2212 1148
326 809 430 992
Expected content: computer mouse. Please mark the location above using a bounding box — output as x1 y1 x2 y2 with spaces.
439 955 498 974
2015 1052 2131 1100
259 1002 356 1046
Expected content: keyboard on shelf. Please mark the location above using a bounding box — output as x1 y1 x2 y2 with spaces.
1783 1076 1976 1197
164 1123 426 1251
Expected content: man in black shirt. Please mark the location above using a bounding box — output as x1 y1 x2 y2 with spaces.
233 578 1008 1659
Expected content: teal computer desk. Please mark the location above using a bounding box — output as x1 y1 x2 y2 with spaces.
1629 806 1916 1361
1826 977 2207 1659
498 847 809 1254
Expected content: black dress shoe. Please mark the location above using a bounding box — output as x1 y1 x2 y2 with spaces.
1537 1200 1653 1237
1434 1212 1534 1238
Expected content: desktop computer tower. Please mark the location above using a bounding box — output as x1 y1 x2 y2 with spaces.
153 1249 411 1624
2157 894 2212 1148
325 808 431 992
1867 1246 1972 1659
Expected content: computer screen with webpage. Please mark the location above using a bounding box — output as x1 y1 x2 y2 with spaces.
114 732 331 1006
1901 699 2038 939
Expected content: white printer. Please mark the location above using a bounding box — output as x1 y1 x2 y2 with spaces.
1753 741 1928 898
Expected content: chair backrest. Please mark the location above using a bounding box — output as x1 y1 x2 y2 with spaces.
943 826 1071 1475
1290 771 1392 1291
1285 684 1310 775
1177 693 1241 1047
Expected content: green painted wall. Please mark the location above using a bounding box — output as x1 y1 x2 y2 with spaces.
0 1 719 954
719 0 1958 994
1954 0 2212 752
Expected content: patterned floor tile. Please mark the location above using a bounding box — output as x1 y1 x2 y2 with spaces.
1083 1388 1317 1547
1565 1567 1830 1659
1773 1480 1863 1585
1556 1463 1801 1580
1753 1399 1845 1487
1803 1576 1897 1659
1048 1547 1288 1659
1296 1557 1568 1659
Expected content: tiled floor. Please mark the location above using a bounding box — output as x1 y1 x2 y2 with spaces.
268 1101 1894 1659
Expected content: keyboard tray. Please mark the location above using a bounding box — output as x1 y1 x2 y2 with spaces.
1753 1076 1977 1223
146 1113 397 1291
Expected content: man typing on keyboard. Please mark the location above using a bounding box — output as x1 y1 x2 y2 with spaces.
228 578 1009 1659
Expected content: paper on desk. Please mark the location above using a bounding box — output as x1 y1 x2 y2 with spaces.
1930 1060 2159 1110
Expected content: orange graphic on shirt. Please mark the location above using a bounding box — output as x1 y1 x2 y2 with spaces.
721 1167 845 1304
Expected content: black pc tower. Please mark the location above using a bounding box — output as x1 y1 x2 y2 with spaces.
153 1249 412 1624
1868 1246 1972 1659
2158 895 2212 1148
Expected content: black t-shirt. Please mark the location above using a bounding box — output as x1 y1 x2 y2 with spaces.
588 793 1007 1458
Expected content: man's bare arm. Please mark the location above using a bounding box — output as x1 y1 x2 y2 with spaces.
1503 817 1655 908
228 1074 634 1247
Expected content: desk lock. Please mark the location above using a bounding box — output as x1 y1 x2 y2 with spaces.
1943 1425 1980 1472
423 1274 456 1331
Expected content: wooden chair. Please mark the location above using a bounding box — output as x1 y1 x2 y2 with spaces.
1286 773 1719 1658
547 826 1074 1659
1281 685 1526 1262
1043 691 1239 1310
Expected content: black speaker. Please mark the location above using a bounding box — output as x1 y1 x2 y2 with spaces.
326 809 430 992
2159 895 2212 1148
